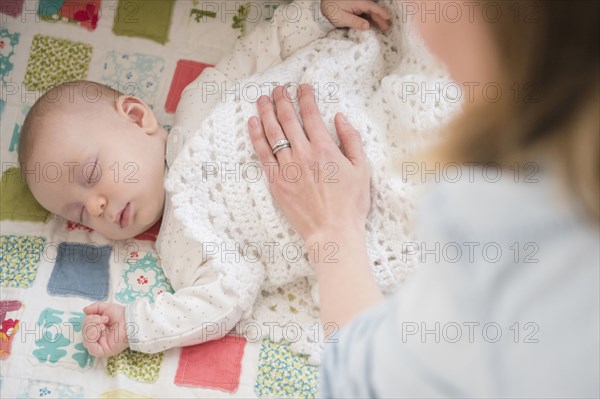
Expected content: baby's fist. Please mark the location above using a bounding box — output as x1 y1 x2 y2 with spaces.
321 0 391 31
82 302 129 357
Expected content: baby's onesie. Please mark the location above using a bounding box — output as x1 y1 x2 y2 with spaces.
163 0 460 363
125 0 335 354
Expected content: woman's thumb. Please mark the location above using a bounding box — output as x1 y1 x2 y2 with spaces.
334 113 366 164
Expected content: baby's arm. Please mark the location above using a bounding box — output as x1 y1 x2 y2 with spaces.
178 0 390 130
123 277 242 354
204 0 390 81
82 268 241 356
177 0 335 128
82 302 129 357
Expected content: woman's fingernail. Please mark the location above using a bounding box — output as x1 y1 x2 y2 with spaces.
258 96 269 105
339 113 348 124
249 116 259 128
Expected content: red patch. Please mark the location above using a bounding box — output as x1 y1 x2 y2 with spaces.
175 335 247 392
164 60 213 113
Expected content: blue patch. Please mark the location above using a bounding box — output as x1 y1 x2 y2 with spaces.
47 243 111 300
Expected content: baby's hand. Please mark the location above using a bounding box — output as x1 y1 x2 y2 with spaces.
82 302 129 357
321 0 391 31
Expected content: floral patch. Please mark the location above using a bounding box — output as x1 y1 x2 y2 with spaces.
115 252 173 304
0 28 20 84
32 308 95 369
106 348 163 383
0 299 22 360
0 0 24 17
101 51 165 110
0 235 46 288
65 220 93 232
38 0 101 31
100 389 153 398
23 34 92 92
16 379 84 398
255 339 320 399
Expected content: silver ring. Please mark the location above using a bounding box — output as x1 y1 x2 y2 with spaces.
272 139 291 156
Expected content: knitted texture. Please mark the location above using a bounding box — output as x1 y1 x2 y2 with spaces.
165 1 459 364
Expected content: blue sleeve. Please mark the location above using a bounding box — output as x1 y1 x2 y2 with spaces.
317 175 600 398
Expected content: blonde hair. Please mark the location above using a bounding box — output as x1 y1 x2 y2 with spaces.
435 0 599 220
18 80 125 170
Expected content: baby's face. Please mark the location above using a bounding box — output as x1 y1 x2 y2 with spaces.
27 103 167 240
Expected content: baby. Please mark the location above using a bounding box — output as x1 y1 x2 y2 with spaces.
19 0 393 358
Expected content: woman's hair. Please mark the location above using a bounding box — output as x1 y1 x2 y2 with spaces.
440 0 599 219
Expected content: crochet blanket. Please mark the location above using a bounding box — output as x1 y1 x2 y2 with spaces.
166 0 459 364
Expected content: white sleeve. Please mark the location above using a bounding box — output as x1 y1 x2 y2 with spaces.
124 257 242 354
176 0 335 128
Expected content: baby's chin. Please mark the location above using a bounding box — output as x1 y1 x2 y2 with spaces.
98 215 161 241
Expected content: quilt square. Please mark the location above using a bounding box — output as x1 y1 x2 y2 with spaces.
0 235 46 288
115 251 173 304
0 0 24 17
23 34 92 92
112 0 175 44
106 348 163 383
1 167 50 222
17 378 84 398
32 308 95 369
7 105 30 154
175 335 247 392
101 51 165 110
100 389 152 398
47 243 110 301
164 60 212 113
255 339 320 399
0 299 23 360
38 0 101 31
65 220 93 232
0 28 20 84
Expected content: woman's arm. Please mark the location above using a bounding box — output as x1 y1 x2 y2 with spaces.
306 226 383 330
247 84 383 330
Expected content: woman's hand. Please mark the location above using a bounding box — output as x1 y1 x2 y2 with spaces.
321 0 391 31
247 84 372 245
249 85 383 328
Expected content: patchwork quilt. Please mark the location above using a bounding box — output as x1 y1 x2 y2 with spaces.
1 1 322 397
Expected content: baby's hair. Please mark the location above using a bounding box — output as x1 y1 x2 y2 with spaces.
18 80 125 171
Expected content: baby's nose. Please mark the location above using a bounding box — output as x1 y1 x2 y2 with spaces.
87 195 107 217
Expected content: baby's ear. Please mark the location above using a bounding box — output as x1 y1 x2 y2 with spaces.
115 95 158 135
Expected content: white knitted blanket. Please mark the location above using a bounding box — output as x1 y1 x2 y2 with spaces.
165 2 459 364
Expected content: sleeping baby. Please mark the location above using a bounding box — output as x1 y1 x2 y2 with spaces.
19 0 455 362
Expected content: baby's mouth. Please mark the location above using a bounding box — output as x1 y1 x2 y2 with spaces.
118 202 131 228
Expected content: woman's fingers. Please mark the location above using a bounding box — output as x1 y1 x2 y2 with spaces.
272 86 309 150
334 113 366 166
256 95 292 164
298 84 335 146
248 116 280 181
